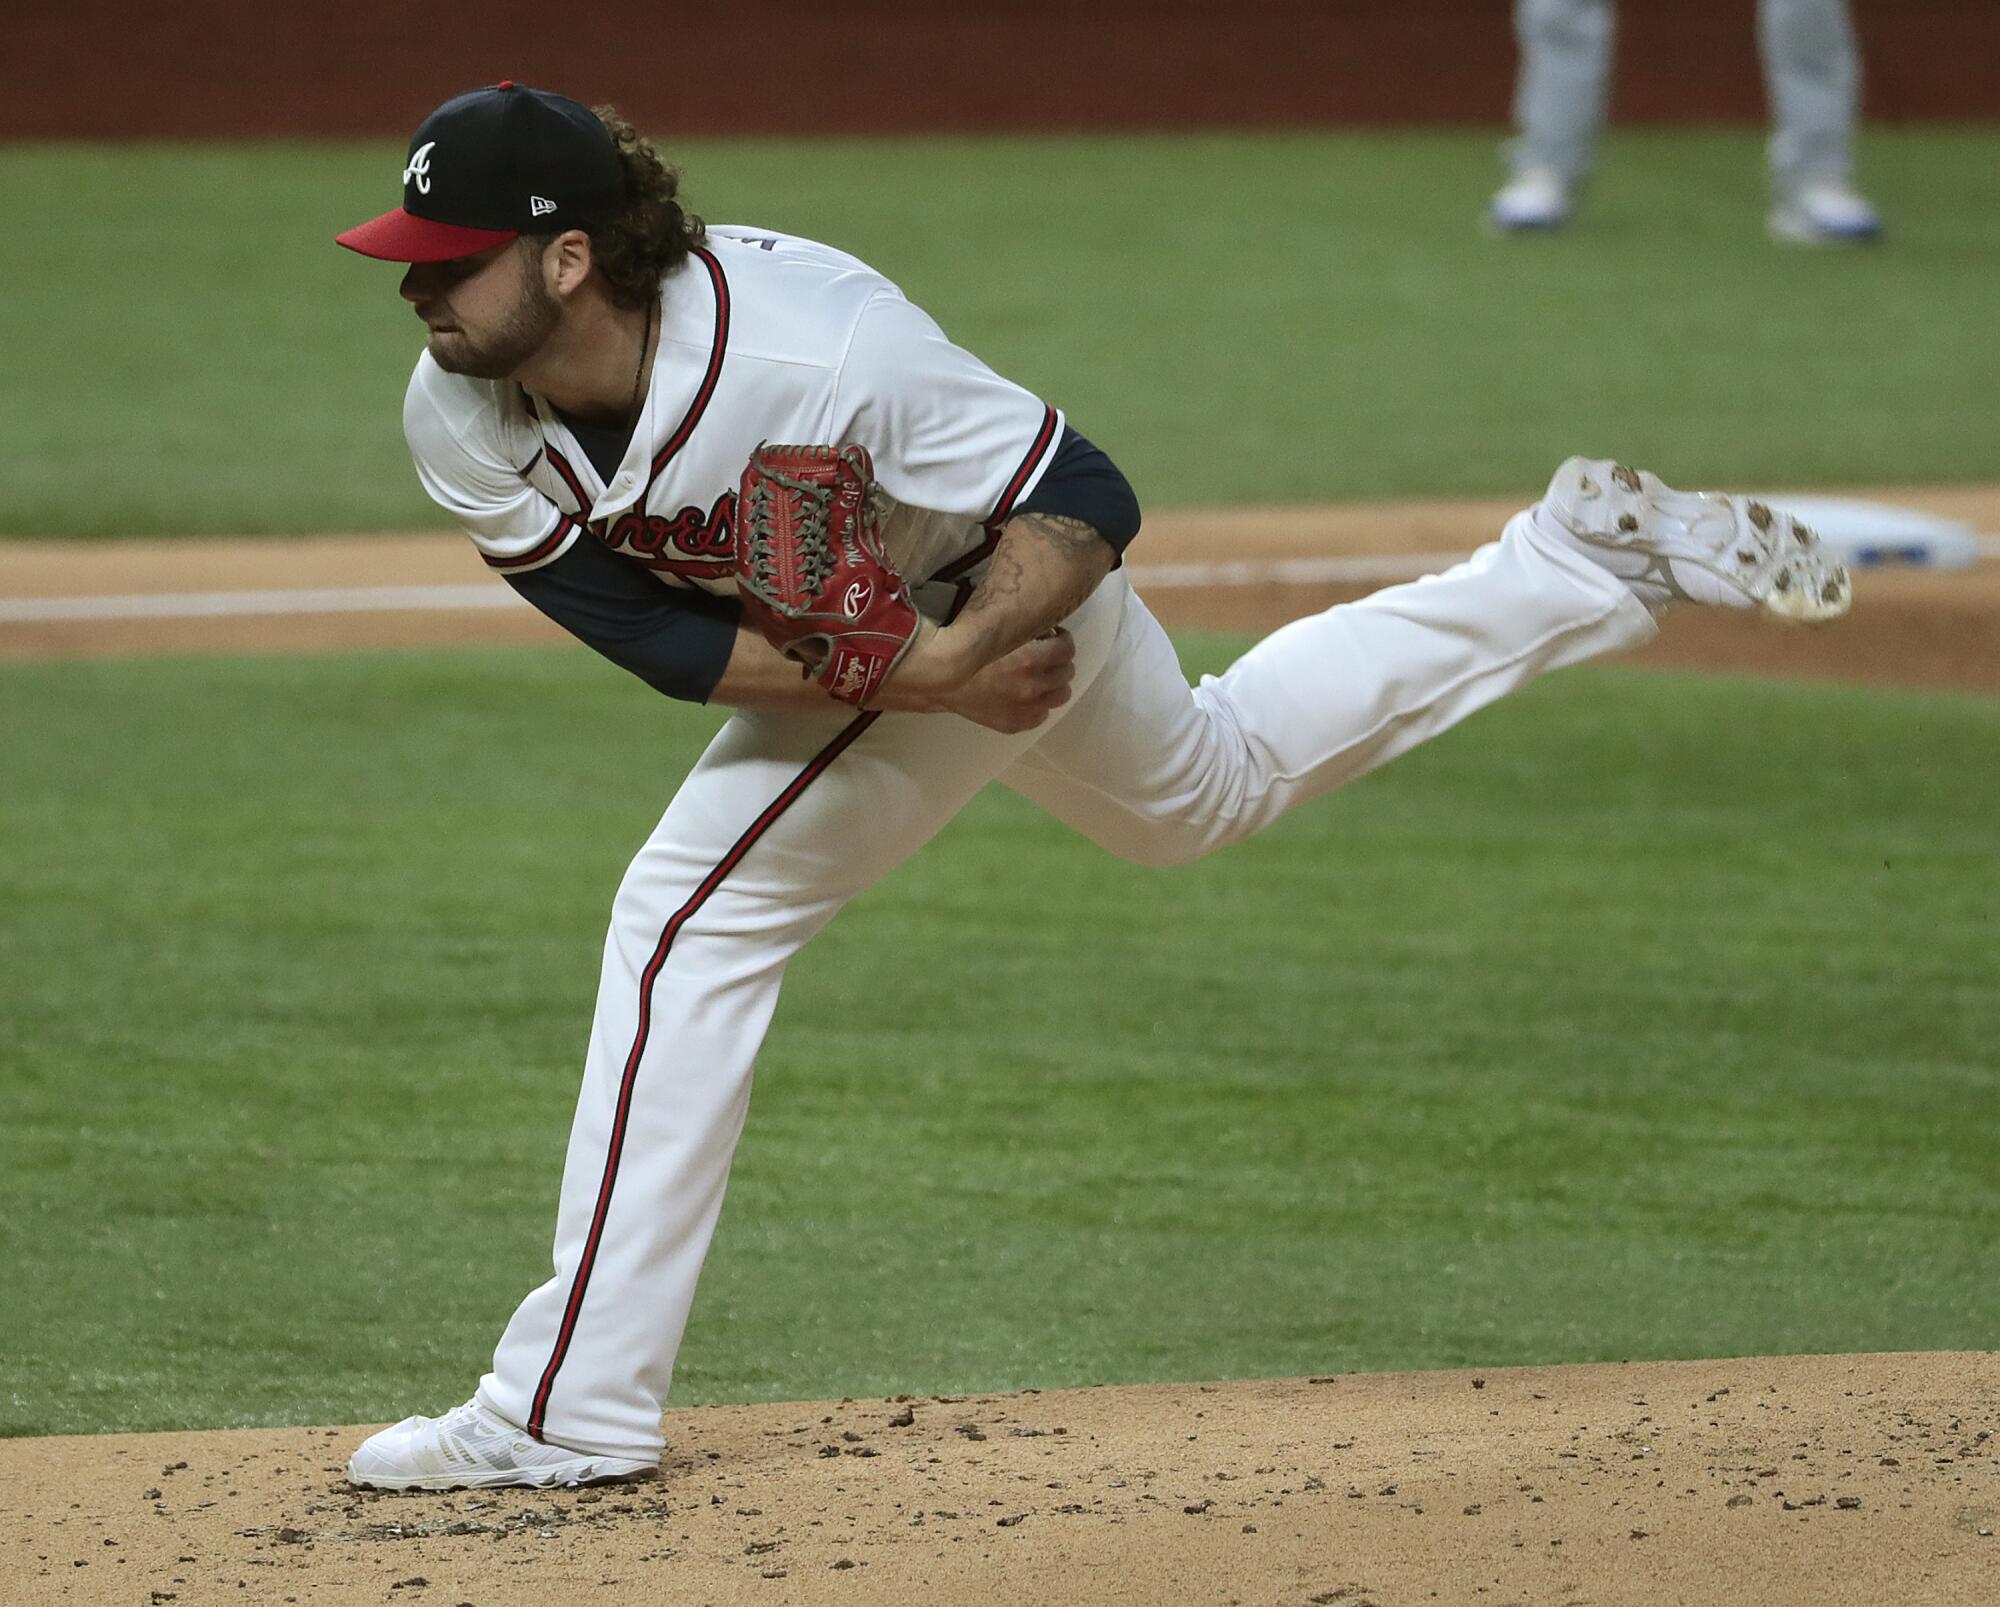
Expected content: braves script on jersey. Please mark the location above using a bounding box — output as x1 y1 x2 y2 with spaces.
406 229 1062 627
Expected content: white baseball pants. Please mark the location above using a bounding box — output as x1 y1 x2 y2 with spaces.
1508 0 1865 195
477 509 1657 1458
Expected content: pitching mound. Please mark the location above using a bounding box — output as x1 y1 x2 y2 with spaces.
5 1352 1994 1605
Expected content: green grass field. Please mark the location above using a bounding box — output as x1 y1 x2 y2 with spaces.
1 126 1997 538
4 640 1995 1437
3 125 1994 1441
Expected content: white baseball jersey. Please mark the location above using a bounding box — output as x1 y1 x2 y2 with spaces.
403 227 1065 623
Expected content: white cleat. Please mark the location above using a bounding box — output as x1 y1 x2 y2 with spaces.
1539 456 1852 622
346 1397 655 1492
1489 168 1572 232
1769 181 1884 246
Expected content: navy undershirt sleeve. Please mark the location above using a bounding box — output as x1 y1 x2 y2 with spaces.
1010 425 1142 554
507 536 742 705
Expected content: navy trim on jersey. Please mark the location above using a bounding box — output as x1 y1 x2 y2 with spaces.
527 251 730 533
481 512 579 572
1011 425 1143 553
985 404 1060 527
543 445 595 518
504 537 741 704
527 708 881 1442
646 248 731 491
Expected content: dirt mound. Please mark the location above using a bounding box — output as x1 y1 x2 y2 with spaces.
5 1352 1995 1605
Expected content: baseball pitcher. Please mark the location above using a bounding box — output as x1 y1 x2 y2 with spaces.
336 83 1848 1491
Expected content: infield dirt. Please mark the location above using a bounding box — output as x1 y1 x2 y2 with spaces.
6 486 1999 694
4 1354 1996 1605
4 493 1996 1603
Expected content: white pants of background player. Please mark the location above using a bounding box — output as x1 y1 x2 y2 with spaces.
477 505 1657 1460
1510 0 1864 198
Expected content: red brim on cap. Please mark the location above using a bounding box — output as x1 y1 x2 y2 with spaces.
335 208 519 262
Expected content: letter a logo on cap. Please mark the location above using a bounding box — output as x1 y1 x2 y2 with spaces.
404 141 437 194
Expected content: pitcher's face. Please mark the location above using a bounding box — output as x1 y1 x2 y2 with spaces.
399 241 561 379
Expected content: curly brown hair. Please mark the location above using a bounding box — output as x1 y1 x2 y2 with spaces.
522 105 705 309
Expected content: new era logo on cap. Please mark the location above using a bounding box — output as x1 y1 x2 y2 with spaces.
335 82 624 262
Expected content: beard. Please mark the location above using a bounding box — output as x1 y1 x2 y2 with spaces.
425 270 562 379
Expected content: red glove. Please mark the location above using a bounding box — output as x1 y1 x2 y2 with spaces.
734 443 921 707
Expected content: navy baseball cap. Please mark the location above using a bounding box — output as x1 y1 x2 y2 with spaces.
336 82 625 262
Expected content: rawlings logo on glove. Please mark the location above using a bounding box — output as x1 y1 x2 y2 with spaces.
734 442 921 708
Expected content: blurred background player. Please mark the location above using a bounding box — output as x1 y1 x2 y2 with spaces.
1490 0 1884 242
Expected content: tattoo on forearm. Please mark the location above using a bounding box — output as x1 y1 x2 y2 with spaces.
1010 512 1104 555
955 512 1112 665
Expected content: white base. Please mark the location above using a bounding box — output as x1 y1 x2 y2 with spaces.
1753 496 1981 570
